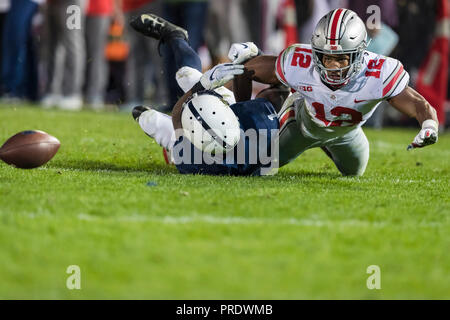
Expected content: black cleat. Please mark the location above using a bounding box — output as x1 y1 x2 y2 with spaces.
129 13 188 42
132 106 152 121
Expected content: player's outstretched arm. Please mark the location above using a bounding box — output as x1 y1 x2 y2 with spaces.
387 86 439 149
243 55 280 85
233 68 253 102
227 42 279 85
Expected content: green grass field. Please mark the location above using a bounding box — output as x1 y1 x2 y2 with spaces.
0 104 448 299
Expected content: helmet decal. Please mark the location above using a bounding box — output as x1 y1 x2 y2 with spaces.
181 91 241 154
186 100 232 151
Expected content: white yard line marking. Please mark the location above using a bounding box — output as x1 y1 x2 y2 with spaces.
75 213 445 228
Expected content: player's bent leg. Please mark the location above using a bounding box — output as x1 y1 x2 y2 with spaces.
167 37 202 73
130 12 201 73
324 128 369 176
129 12 202 89
129 13 188 42
278 105 318 168
132 106 176 151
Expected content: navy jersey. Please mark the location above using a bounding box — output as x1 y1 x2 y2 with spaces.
173 98 280 176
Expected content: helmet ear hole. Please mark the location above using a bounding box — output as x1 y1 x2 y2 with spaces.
317 52 324 64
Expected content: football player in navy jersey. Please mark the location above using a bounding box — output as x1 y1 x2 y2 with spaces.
129 13 285 175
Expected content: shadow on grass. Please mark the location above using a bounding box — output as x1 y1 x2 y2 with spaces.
194 169 342 181
47 159 344 180
48 159 176 175
276 170 342 179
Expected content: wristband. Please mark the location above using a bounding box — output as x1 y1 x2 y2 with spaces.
421 119 438 131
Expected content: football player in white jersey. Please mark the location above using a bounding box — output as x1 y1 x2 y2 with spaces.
232 8 439 176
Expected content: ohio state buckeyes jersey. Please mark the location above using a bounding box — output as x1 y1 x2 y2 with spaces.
275 43 409 139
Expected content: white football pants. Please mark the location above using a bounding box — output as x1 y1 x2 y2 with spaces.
278 103 370 176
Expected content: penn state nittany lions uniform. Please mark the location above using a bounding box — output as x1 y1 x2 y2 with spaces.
174 98 279 176
275 43 409 175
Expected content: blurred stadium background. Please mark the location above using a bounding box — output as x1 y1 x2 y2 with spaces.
0 0 448 129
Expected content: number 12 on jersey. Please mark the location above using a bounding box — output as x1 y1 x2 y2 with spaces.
311 102 363 126
365 59 385 78
291 48 312 68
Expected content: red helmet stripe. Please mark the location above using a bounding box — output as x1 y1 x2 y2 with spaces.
327 10 337 44
329 8 344 45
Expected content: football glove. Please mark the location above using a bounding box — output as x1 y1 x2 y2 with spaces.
228 42 260 64
407 119 438 150
199 63 244 90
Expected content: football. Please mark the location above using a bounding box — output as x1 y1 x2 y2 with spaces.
0 130 60 169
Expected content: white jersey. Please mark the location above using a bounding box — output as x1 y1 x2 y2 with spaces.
275 43 409 139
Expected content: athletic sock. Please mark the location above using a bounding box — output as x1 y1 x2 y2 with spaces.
175 66 203 93
138 109 176 150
